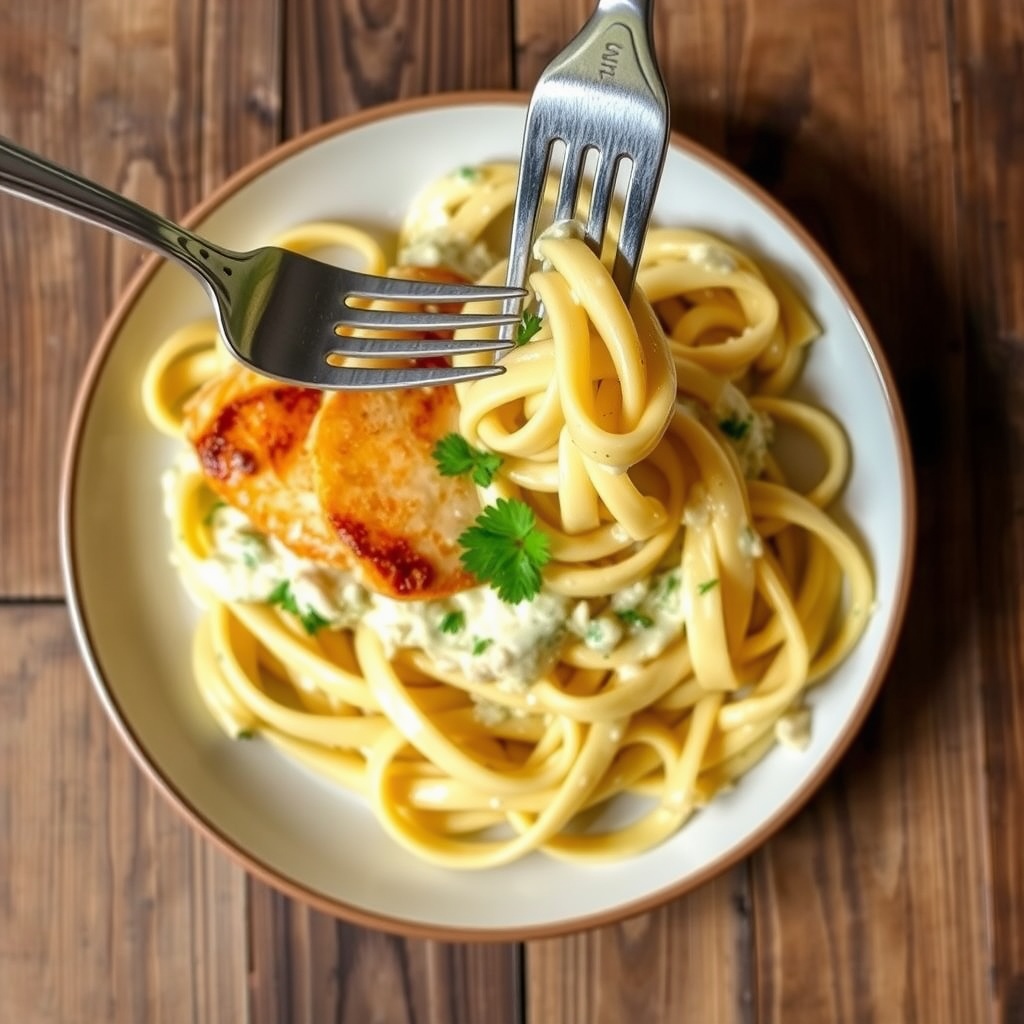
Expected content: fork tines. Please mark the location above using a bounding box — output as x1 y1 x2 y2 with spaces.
337 271 523 361
503 0 670 302
344 272 526 306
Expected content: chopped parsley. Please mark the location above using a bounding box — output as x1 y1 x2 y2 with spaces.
458 497 551 604
432 433 503 487
236 728 256 740
616 608 654 629
456 166 479 181
719 416 751 440
439 610 465 635
515 310 544 346
266 580 331 634
658 573 681 607
472 637 493 656
239 530 268 569
697 578 719 595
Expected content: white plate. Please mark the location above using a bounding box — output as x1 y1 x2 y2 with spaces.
61 93 915 939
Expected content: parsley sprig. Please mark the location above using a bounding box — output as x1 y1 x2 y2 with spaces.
267 580 331 634
458 498 551 603
515 310 543 346
432 433 503 487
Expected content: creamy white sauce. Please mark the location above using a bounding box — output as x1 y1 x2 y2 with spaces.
397 232 496 281
715 382 772 478
185 491 687 689
567 568 685 659
198 500 370 628
363 584 571 690
775 706 812 751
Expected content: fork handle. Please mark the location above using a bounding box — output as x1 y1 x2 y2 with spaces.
0 136 229 284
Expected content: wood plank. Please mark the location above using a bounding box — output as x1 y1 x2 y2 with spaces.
0 605 249 1023
514 3 756 1019
0 0 282 598
736 0 990 1021
512 0 589 87
241 6 523 1022
525 869 754 1024
0 2 105 598
248 884 522 1024
1 1 280 1021
955 1 1024 1022
282 0 513 136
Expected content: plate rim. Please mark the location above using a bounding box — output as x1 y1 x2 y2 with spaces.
59 89 917 941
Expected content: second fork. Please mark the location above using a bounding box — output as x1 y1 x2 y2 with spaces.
506 0 670 301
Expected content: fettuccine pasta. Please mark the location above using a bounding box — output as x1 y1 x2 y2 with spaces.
142 162 873 868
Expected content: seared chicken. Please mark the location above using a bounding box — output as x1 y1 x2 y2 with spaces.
313 387 480 597
182 264 483 600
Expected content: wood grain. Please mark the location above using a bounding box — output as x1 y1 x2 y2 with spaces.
525 868 754 1024
248 884 522 1024
3 0 1024 1019
0 0 282 597
956 2 1024 1023
282 0 513 136
0 606 249 1023
722 1 990 1021
0 2 107 597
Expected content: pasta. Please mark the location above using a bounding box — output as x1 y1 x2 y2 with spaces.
142 161 873 868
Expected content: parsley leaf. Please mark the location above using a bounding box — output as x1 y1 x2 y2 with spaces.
719 416 751 440
439 610 465 635
432 433 503 487
267 580 330 634
472 637 493 656
697 578 719 595
616 608 654 629
515 310 544 346
458 498 551 604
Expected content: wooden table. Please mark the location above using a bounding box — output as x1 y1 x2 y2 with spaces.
1 1 1021 1021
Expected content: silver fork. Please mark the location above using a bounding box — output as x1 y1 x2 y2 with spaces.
506 0 670 300
0 137 525 390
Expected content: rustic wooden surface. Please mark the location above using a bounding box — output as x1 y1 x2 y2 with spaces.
0 0 1021 1021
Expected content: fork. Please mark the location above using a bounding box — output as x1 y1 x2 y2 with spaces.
506 0 670 301
0 137 526 390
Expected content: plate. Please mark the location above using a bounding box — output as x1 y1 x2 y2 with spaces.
61 92 915 939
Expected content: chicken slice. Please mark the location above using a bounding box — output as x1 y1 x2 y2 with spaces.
312 386 480 598
182 366 349 565
182 365 480 599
